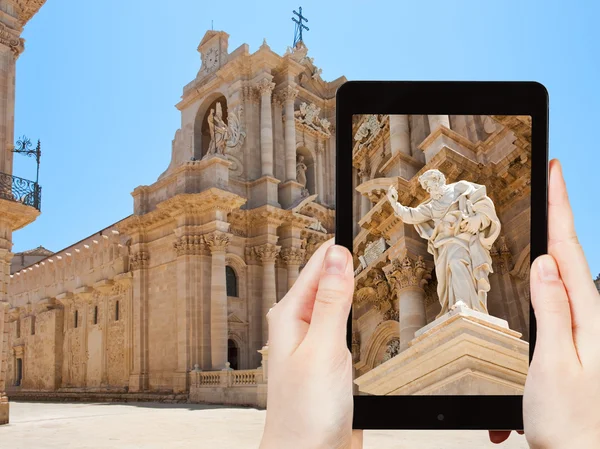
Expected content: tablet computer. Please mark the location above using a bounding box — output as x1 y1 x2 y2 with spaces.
335 81 548 430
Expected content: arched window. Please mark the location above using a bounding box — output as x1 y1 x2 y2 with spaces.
226 266 238 297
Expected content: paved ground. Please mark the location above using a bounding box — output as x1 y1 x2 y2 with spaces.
0 402 528 448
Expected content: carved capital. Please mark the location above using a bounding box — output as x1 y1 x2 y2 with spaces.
280 247 306 266
174 234 208 256
204 232 230 253
385 256 431 290
253 243 281 264
130 251 149 271
255 78 275 96
0 23 24 57
279 85 299 103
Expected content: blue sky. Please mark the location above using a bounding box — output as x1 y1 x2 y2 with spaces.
13 0 599 276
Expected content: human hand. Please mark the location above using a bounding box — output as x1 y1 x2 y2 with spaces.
387 185 398 203
259 239 362 449
459 214 481 234
489 159 600 448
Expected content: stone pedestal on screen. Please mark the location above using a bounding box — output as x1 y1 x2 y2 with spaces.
354 301 529 396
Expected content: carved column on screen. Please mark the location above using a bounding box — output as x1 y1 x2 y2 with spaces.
389 115 411 156
282 85 299 181
129 248 149 392
358 160 371 216
316 139 325 201
280 247 306 289
205 231 230 370
385 256 431 350
257 78 276 177
254 244 281 344
427 115 450 132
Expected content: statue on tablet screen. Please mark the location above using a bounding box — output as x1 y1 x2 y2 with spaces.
386 169 501 318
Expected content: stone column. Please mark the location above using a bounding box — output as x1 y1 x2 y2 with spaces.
428 115 450 133
254 244 281 345
316 140 325 202
282 85 299 181
358 161 371 217
257 78 276 177
385 256 431 350
389 115 411 156
129 248 149 392
205 231 230 370
280 247 305 289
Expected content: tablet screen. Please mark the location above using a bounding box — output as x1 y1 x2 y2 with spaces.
351 114 531 396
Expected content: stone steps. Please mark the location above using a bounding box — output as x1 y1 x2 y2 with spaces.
8 390 190 404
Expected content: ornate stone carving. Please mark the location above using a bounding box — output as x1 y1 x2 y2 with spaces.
354 269 392 313
354 114 385 152
307 220 327 233
296 155 308 187
204 232 230 253
385 256 431 290
15 0 47 25
354 237 387 276
255 78 275 96
242 85 260 103
0 23 24 56
252 244 281 264
280 247 305 266
204 102 246 158
278 85 299 103
294 102 331 136
382 338 400 362
129 251 149 271
301 233 328 263
174 234 208 256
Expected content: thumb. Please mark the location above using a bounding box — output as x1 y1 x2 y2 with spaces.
530 255 577 361
305 245 354 350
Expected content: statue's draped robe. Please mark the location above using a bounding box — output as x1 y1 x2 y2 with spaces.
395 181 500 317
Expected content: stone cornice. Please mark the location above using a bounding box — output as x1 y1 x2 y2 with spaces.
12 0 47 26
119 189 246 235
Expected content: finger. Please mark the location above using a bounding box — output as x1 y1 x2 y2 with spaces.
530 255 579 364
305 245 354 350
351 430 363 449
548 159 597 316
276 238 334 318
267 239 335 355
489 431 511 444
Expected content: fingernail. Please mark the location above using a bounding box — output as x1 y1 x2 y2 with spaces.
324 246 348 275
538 256 559 281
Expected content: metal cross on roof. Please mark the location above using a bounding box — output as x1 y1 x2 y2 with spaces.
292 6 309 47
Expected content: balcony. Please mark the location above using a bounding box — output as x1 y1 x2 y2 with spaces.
0 172 42 212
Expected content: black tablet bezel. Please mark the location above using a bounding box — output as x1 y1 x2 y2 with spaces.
336 81 548 430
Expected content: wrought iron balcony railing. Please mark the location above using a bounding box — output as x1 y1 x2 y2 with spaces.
0 172 42 211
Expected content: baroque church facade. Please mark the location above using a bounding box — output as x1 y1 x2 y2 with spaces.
5 31 341 400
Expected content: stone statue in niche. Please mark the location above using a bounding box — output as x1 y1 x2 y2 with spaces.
386 169 501 318
296 155 308 187
204 102 246 159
